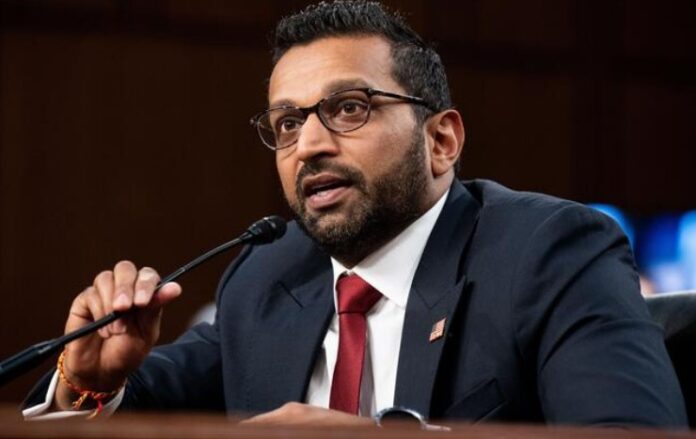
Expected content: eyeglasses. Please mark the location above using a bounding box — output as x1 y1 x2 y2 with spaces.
250 87 433 151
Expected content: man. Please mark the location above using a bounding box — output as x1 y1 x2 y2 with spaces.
24 0 686 427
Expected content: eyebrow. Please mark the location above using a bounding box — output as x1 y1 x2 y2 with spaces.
269 78 374 108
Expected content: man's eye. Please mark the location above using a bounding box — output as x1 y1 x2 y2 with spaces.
335 100 368 117
275 117 303 133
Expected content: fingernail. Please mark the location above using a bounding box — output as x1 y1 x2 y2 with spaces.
113 293 129 309
135 289 148 306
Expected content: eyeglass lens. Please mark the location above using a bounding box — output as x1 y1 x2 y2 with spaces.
258 89 372 149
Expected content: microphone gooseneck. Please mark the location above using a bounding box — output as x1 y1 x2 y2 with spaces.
0 215 287 388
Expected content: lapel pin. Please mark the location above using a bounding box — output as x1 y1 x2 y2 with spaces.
429 317 446 342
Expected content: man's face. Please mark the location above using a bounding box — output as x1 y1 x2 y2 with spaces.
269 35 433 263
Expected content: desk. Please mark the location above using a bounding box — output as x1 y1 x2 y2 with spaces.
1 406 692 439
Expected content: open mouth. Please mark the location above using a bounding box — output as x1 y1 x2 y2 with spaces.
302 174 350 196
301 173 353 209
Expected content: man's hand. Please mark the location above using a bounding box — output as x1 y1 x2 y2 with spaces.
241 403 375 427
54 261 181 410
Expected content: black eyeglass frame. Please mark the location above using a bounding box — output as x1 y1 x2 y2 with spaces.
249 87 435 151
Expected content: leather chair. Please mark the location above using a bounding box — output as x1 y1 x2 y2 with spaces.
646 291 696 426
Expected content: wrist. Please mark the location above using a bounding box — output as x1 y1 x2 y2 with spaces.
56 350 124 417
54 380 80 411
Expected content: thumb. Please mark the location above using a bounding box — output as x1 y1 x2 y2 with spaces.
149 282 183 308
133 282 182 343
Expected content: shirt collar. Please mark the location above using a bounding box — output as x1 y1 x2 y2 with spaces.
331 189 450 309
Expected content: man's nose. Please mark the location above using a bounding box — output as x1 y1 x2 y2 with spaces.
294 113 339 161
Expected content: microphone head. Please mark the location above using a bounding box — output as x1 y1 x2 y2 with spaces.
245 215 287 244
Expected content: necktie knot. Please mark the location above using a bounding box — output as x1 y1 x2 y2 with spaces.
336 274 382 315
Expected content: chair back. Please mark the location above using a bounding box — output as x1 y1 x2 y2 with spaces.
646 291 696 427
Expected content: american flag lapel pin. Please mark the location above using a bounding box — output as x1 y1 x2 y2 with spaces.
429 317 446 342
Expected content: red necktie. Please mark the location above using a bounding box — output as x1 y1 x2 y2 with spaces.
329 273 382 414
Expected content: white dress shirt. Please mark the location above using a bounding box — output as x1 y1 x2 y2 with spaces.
305 190 448 416
24 190 449 419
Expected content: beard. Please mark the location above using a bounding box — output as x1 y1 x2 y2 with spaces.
287 128 429 265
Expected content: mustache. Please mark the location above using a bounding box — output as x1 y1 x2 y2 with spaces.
295 160 367 198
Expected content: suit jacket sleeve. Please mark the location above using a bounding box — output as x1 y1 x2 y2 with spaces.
512 204 686 426
117 321 224 411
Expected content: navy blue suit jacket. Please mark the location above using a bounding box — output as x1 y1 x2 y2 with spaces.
26 180 687 426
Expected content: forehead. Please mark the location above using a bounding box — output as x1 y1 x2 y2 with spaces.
268 35 402 107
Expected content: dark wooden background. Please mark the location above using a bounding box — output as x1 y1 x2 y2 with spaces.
0 0 694 403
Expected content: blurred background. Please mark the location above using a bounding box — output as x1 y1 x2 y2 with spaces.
0 0 694 403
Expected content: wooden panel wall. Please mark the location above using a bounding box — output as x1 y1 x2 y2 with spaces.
0 0 694 402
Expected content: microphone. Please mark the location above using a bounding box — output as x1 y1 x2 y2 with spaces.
242 215 287 244
0 215 287 387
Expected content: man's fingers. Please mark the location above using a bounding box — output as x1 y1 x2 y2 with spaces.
66 286 105 334
66 263 177 347
80 278 116 338
133 282 181 345
83 288 110 339
133 267 161 307
112 260 138 311
93 261 138 335
64 288 107 377
149 282 182 307
93 270 115 315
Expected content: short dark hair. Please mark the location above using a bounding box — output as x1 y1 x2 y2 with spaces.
271 1 452 124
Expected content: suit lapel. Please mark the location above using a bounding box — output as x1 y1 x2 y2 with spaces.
394 181 481 416
246 259 334 411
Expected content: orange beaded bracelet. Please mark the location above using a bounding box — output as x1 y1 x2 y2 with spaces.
57 350 124 419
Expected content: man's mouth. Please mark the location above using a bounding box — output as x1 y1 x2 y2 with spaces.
301 173 353 210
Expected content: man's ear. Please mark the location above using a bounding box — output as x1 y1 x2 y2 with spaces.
425 109 465 177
